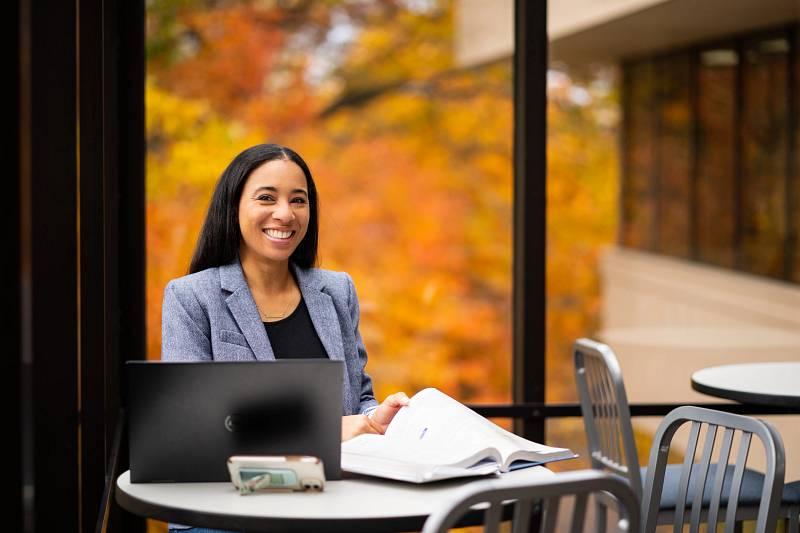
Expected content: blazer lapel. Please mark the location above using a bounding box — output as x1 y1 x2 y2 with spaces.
294 266 345 363
220 262 275 361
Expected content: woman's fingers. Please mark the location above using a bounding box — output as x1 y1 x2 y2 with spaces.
370 392 410 430
342 393 411 441
384 392 410 407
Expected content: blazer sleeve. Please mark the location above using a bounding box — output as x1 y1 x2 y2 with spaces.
346 273 379 415
161 280 212 361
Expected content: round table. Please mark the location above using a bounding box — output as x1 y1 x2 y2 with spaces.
116 467 553 532
691 362 800 408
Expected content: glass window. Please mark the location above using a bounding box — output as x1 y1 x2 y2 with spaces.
793 29 800 283
620 31 797 281
739 34 790 278
696 46 737 268
546 65 619 402
146 0 512 404
621 60 656 250
654 53 692 258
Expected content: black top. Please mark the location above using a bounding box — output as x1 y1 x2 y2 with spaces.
264 297 328 359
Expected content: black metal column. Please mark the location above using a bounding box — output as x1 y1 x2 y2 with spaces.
513 0 547 442
6 0 22 531
20 0 80 530
103 1 146 531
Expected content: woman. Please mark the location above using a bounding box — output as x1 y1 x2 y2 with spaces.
161 143 408 533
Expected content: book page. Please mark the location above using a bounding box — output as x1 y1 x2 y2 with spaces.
488 422 572 458
342 433 471 466
342 388 574 478
343 389 501 468
386 389 494 442
340 445 499 482
385 388 570 466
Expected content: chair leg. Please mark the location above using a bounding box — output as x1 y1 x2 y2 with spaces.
594 500 607 533
788 506 800 533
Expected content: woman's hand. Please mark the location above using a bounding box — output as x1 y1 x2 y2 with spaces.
341 415 383 441
341 392 410 441
369 392 410 433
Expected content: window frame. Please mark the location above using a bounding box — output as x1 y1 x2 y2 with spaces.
14 0 145 531
12 4 798 532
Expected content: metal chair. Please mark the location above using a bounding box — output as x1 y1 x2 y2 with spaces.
641 406 784 532
573 338 800 531
421 469 640 533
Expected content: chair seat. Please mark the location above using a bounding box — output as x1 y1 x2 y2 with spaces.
783 480 800 504
641 465 800 510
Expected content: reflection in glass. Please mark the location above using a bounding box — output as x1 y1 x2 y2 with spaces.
622 60 656 250
655 53 691 258
696 47 737 268
794 30 800 283
740 36 789 278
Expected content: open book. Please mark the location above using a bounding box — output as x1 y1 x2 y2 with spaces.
341 388 576 483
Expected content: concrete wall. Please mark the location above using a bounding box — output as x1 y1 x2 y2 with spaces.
455 0 669 66
455 0 799 67
454 0 513 66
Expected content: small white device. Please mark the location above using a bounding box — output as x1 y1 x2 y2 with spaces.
227 455 326 494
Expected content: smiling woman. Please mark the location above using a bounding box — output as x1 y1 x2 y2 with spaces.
160 144 409 533
236 159 312 320
188 145 319 276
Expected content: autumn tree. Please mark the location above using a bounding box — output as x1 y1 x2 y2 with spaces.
146 0 618 408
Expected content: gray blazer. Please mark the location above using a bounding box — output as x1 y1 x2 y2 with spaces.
161 260 379 416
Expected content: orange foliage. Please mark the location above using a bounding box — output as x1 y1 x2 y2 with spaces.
546 70 619 401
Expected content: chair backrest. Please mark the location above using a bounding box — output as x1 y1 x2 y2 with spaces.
641 406 785 533
421 470 640 533
573 338 643 498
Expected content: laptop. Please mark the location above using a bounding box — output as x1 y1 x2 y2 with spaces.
127 359 343 483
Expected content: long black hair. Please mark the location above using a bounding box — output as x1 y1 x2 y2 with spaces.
188 144 319 274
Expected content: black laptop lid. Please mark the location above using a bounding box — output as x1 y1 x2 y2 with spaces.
128 360 343 483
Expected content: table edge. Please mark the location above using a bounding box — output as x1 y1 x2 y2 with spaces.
115 471 518 532
116 478 443 532
691 377 800 409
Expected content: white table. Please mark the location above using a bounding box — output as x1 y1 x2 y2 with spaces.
116 467 554 532
691 362 800 408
